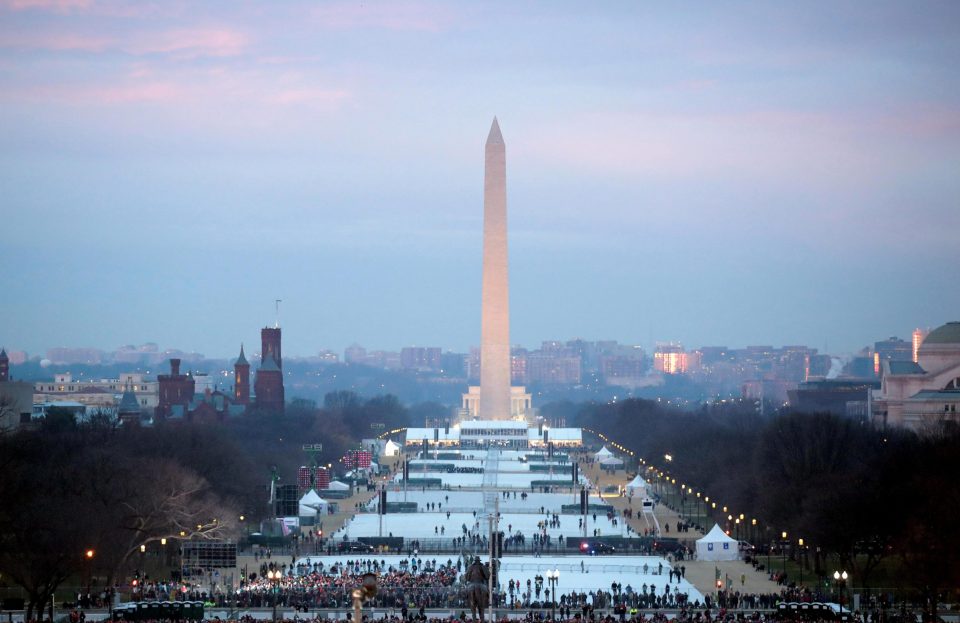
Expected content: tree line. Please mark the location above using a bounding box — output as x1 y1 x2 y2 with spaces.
0 391 425 618
557 398 960 612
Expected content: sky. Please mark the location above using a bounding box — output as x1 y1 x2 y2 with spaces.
1 0 959 358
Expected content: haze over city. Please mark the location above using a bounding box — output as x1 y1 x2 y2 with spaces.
2 1 959 357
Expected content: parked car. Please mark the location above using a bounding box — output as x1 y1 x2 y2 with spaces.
337 540 375 553
579 540 616 555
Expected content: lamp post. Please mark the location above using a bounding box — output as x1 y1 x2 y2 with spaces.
139 544 146 602
546 569 559 620
267 569 282 622
833 570 848 616
84 548 95 602
781 531 788 575
797 539 804 586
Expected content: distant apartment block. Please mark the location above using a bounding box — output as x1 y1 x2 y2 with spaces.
654 343 687 374
400 347 442 371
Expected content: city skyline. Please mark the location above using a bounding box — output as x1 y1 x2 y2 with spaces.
2 1 959 357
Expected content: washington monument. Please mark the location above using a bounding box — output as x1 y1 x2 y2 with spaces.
479 117 512 420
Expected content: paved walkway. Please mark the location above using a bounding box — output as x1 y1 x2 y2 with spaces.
576 455 780 596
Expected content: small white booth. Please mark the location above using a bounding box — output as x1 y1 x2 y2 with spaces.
696 524 740 561
594 445 614 460
298 489 329 524
600 456 624 469
626 475 648 496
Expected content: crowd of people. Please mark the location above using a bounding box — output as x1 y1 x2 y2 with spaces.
236 560 460 610
225 556 707 613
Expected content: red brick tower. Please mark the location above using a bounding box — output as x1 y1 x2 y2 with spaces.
261 327 282 370
254 327 284 414
234 344 250 406
156 358 195 419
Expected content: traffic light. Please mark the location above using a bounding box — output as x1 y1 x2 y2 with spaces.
403 459 410 480
580 487 588 514
572 462 579 484
379 489 387 515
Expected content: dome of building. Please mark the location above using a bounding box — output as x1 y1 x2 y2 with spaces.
922 322 960 346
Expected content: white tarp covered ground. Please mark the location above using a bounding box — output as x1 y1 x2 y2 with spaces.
293 554 703 604
365 489 607 513
393 471 586 489
327 480 350 491
335 510 629 541
695 524 739 561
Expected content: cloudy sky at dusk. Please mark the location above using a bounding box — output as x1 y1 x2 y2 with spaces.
1 0 958 358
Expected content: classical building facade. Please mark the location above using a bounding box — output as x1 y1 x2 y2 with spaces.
872 321 960 431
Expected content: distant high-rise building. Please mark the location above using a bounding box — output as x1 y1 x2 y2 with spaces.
526 353 582 384
0 348 8 382
234 344 250 405
912 328 928 363
654 343 688 374
345 344 367 364
400 347 442 371
873 337 913 376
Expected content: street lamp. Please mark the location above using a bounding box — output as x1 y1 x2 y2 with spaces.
546 569 559 620
797 539 804 585
833 570 848 616
84 549 95 594
267 569 283 622
781 531 788 575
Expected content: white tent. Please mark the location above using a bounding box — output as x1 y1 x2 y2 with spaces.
594 445 614 459
384 440 401 456
626 475 648 496
696 524 739 561
298 489 329 517
327 480 350 491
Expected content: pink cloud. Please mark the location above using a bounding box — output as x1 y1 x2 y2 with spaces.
0 26 249 58
6 81 183 104
129 28 249 58
0 31 109 51
313 1 458 32
1 0 91 11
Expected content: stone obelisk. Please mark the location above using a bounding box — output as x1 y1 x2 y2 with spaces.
480 117 512 420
